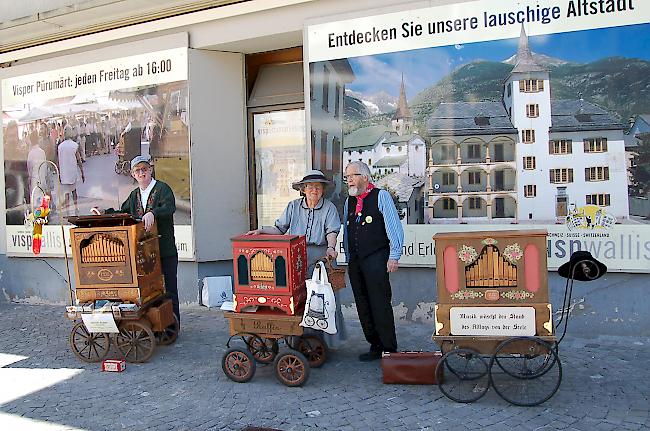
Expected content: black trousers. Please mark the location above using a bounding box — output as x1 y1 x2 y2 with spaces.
348 247 397 352
161 255 180 325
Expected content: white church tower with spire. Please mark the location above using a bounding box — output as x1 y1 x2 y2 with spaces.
392 74 414 136
503 26 553 220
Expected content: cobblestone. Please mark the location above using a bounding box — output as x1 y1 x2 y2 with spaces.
1 303 649 430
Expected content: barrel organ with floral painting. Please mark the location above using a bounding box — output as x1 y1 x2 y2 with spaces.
432 230 554 352
69 214 164 305
231 234 307 315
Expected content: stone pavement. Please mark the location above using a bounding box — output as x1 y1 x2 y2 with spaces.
0 302 649 431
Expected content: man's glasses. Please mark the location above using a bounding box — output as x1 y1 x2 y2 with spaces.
343 173 362 181
132 167 150 175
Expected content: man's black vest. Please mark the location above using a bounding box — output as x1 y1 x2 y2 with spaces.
347 188 389 259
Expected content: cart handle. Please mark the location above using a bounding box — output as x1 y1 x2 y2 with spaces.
138 235 161 246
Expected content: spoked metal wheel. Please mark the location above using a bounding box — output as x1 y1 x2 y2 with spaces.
489 337 562 406
296 336 328 368
120 161 131 175
273 350 310 387
436 348 490 403
245 336 279 364
155 315 180 346
115 320 157 363
222 348 256 383
69 322 111 363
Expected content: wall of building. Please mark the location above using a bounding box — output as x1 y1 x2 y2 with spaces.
336 267 650 337
0 0 648 338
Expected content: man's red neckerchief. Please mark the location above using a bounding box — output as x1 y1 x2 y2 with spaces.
354 183 376 220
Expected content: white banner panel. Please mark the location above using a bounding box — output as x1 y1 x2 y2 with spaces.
450 306 536 336
338 223 650 273
307 0 650 62
2 47 187 107
6 225 194 260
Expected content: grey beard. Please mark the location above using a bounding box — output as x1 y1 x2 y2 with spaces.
348 186 359 196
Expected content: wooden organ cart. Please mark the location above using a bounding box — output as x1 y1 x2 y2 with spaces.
221 234 328 387
65 214 179 364
432 230 562 406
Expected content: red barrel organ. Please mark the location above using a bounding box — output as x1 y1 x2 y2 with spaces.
222 234 327 387
231 234 307 315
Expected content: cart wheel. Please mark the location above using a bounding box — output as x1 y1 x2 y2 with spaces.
304 315 315 326
273 350 310 387
245 336 279 364
120 161 131 175
69 322 111 363
114 162 121 174
222 348 256 383
489 337 562 407
436 348 490 403
297 336 328 368
156 315 180 346
115 320 157 363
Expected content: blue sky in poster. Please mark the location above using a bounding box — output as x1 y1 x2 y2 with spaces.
348 23 650 98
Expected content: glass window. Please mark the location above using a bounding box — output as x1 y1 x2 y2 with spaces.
586 194 611 206
467 144 480 159
524 185 536 197
468 171 481 184
522 129 535 143
526 104 539 118
253 109 306 227
585 166 610 181
523 156 536 170
584 138 608 153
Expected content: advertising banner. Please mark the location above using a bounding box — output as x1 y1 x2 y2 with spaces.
2 47 194 259
310 0 650 273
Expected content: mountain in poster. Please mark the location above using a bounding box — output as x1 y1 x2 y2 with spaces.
345 55 650 132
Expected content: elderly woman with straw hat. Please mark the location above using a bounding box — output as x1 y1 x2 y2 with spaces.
247 169 340 271
246 169 346 346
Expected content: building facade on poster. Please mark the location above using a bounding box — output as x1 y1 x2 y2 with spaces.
426 27 629 222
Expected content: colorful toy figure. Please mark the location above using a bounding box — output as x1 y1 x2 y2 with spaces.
31 195 51 255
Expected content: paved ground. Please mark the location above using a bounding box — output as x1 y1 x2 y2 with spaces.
0 302 649 431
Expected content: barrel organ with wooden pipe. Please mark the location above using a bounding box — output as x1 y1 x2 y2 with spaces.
69 214 165 305
432 230 553 351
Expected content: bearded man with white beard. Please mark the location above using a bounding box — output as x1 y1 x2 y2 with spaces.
343 161 404 361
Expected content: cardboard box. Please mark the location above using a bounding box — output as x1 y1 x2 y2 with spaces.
101 359 126 372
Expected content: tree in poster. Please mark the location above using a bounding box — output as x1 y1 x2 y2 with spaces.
629 133 650 207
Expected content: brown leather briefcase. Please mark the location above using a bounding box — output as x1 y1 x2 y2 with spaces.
381 351 443 385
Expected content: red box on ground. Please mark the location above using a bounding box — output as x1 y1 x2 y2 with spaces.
101 359 126 372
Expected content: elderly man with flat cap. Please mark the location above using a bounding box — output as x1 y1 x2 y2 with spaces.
95 155 180 328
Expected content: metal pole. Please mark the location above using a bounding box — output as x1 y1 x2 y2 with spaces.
36 160 74 306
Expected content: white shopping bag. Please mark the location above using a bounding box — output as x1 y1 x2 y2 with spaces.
200 276 233 308
300 261 337 334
